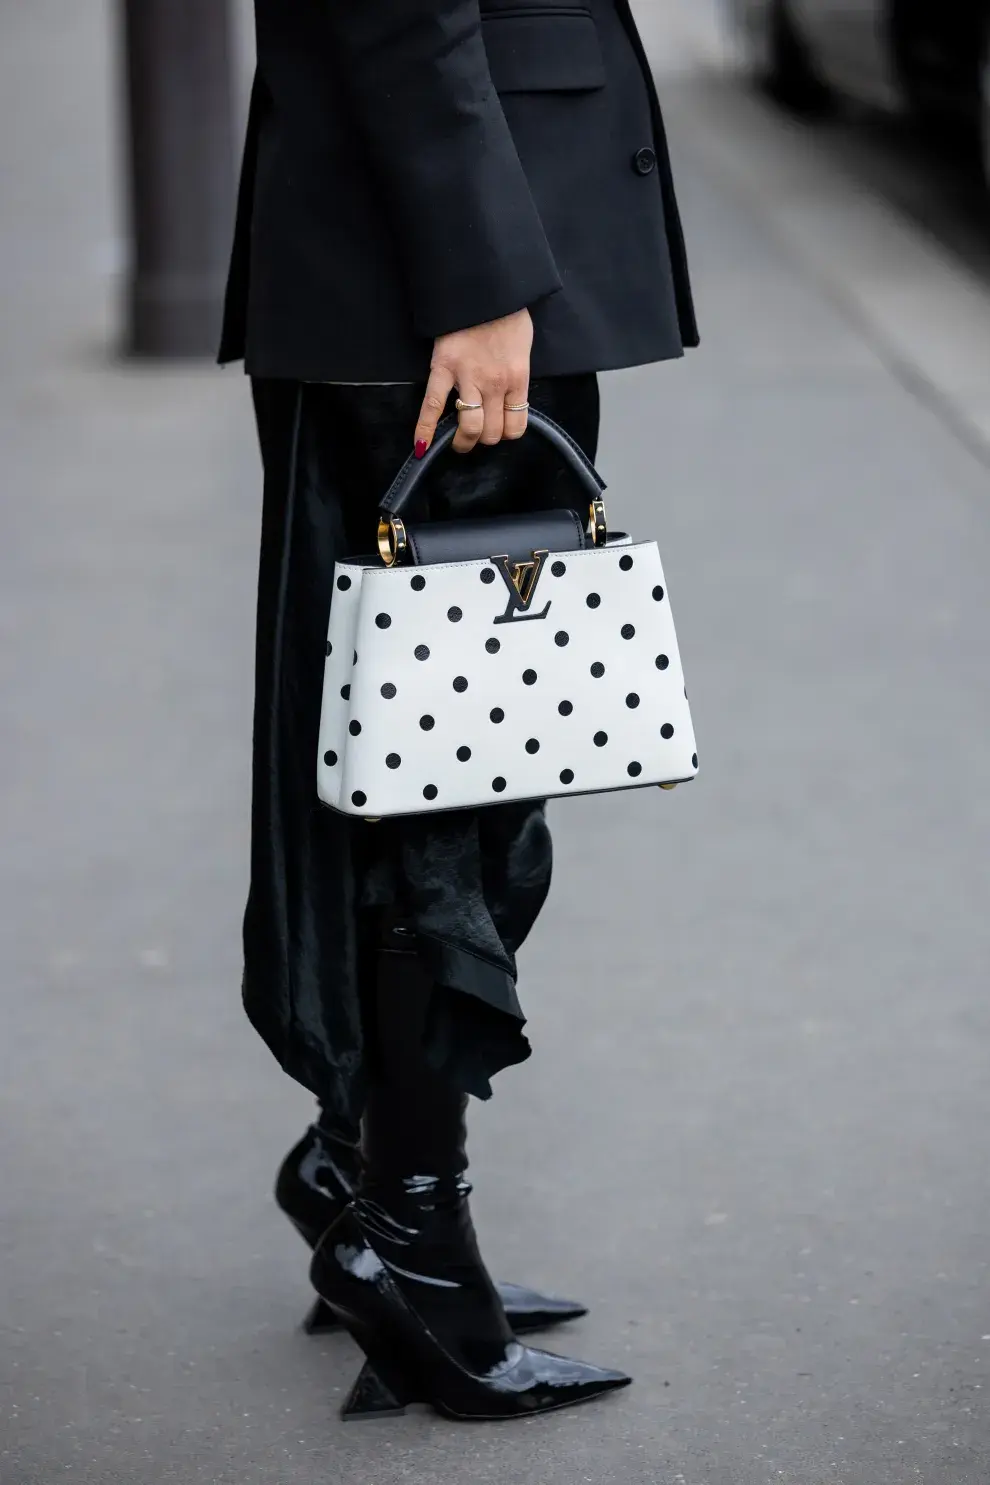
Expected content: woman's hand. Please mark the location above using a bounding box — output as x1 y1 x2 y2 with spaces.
414 309 533 457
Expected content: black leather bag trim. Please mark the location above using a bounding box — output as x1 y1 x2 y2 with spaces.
405 508 587 567
380 408 605 518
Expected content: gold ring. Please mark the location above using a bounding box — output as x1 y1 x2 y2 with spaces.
454 398 483 412
377 514 407 567
505 402 530 412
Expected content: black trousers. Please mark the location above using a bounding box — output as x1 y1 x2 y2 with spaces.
245 376 600 1132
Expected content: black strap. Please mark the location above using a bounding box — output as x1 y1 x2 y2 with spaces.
379 407 607 517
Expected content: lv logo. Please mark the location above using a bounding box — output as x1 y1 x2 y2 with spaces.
491 550 551 626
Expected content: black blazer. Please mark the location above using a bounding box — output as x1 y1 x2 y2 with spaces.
219 0 698 382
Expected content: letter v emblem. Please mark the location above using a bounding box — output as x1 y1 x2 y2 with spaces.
491 550 552 626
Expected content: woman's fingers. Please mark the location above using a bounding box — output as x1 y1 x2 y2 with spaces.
414 364 455 457
452 383 485 453
479 387 505 449
421 309 534 455
502 370 530 442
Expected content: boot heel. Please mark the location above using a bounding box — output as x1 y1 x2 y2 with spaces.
342 1359 411 1421
301 1297 342 1336
338 1323 418 1421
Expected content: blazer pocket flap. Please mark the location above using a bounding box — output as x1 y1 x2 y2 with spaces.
482 10 606 93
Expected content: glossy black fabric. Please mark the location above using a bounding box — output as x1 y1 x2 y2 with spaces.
245 375 600 1129
310 973 629 1420
219 0 697 381
311 1203 631 1420
273 1118 588 1335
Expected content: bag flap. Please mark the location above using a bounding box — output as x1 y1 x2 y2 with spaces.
406 508 587 567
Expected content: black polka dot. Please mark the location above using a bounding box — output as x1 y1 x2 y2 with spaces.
492 777 507 793
594 731 608 747
323 750 337 767
653 585 665 602
551 561 566 577
480 567 496 585
420 715 435 731
554 631 569 648
486 638 501 654
351 790 366 807
452 676 468 693
692 753 699 769
560 769 574 785
415 645 430 661
523 669 537 686
591 662 605 679
337 574 351 591
349 720 361 737
375 613 391 630
386 753 401 770
626 693 640 709
656 654 669 670
423 784 438 801
619 555 634 571
353 651 358 665
447 606 463 623
558 700 573 716
621 624 636 640
381 683 397 699
456 745 472 762
410 573 426 591
325 641 333 657
661 723 675 740
586 593 601 609
627 761 643 778
340 684 350 701
525 738 540 755
490 708 504 724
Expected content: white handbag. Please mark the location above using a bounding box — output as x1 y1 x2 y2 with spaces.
317 410 697 818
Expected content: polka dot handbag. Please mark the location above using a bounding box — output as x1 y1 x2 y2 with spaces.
318 409 698 818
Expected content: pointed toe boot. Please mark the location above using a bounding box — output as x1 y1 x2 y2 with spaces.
275 915 587 1337
311 1191 630 1423
275 1122 588 1337
308 942 630 1427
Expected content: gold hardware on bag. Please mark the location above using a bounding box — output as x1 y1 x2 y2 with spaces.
589 499 607 547
491 550 552 626
377 515 408 566
506 551 545 605
658 782 679 791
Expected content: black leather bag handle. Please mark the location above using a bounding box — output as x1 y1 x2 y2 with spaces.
378 406 607 518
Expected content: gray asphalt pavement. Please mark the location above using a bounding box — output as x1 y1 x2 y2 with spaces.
3 4 990 1482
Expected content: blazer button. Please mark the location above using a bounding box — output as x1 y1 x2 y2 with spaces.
632 146 657 176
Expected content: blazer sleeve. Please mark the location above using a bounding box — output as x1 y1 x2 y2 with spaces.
324 0 563 339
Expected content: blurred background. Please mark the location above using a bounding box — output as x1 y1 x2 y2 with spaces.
3 2 990 1482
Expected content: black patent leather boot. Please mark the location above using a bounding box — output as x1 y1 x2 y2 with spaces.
310 1110 631 1421
308 928 630 1422
276 1121 588 1337
274 1121 361 1336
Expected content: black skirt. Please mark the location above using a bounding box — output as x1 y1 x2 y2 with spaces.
245 376 600 1132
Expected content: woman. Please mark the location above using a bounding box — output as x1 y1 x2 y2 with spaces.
220 0 697 1422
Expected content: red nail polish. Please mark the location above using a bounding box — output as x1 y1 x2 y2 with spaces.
414 440 427 460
